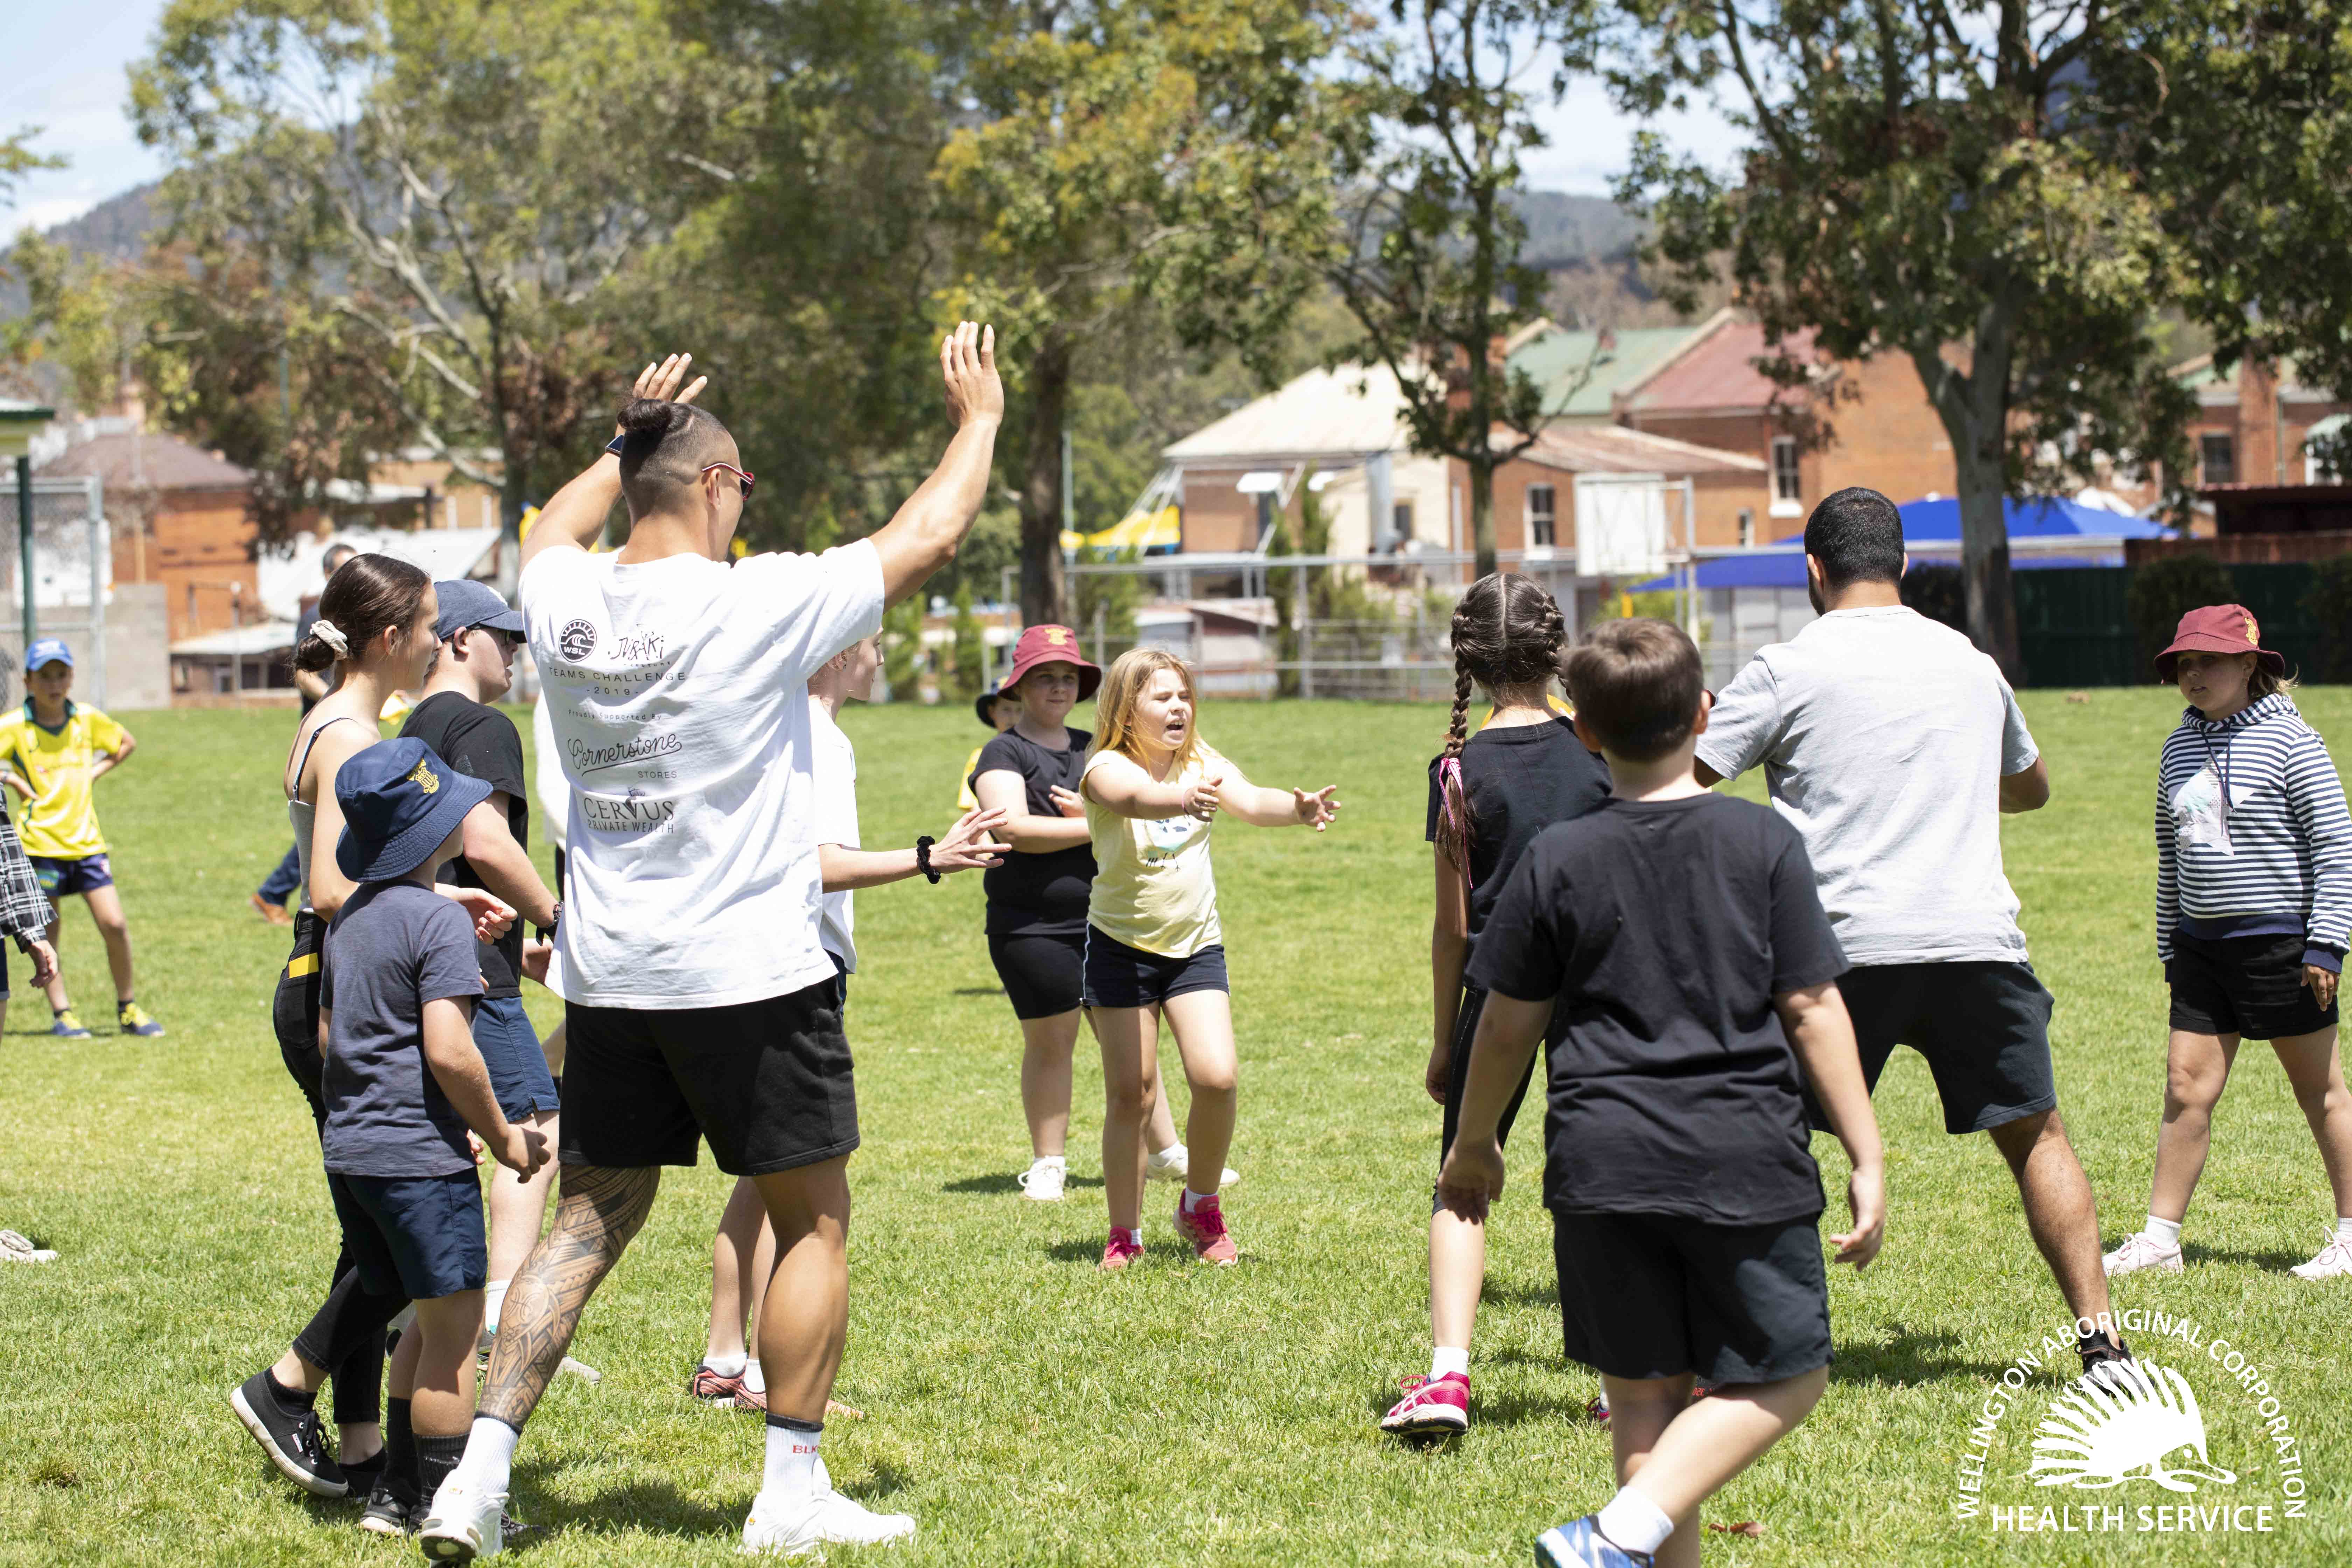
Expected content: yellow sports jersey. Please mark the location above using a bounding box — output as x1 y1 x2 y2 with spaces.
958 743 986 813
0 701 129 858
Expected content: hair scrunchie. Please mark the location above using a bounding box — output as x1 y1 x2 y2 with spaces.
313 620 350 657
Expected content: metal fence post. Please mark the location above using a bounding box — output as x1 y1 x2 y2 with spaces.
87 477 106 707
14 455 31 655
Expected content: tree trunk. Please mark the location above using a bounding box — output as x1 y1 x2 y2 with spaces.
1019 331 1071 628
1469 458 1496 578
497 458 529 596
1916 326 2024 682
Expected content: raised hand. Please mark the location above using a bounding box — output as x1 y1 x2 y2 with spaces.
1293 784 1340 831
1049 785 1086 819
940 322 1003 428
1183 774 1224 822
627 351 708 415
931 807 1011 874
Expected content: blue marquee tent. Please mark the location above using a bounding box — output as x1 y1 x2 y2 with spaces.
1632 496 2169 591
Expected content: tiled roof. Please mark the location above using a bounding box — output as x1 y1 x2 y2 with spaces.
37 430 251 491
1624 319 1822 414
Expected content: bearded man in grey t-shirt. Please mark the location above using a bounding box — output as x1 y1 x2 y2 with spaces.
1695 486 2125 1376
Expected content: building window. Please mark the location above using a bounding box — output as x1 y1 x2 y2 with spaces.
2200 433 2236 486
1737 508 1757 549
1770 436 1801 504
1393 500 1414 541
1527 484 1557 548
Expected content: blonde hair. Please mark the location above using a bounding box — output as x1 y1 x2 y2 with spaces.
1090 648 1205 774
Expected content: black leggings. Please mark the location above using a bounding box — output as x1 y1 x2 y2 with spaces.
275 912 409 1426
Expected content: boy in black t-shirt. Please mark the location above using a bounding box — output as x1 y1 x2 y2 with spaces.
1440 618 1885 1568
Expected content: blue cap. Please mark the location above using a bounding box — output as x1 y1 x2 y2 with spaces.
24 638 72 674
432 579 525 644
334 737 494 883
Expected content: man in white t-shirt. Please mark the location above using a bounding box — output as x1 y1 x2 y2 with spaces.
1694 486 2124 1377
420 329 1003 1561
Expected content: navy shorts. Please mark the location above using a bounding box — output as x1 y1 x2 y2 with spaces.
473 994 559 1120
1553 1208 1832 1385
2170 933 2338 1041
327 1170 487 1300
1082 927 1228 1009
31 854 112 898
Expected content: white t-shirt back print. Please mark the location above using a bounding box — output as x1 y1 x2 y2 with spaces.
521 540 884 1008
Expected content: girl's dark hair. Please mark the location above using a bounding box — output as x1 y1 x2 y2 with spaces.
293 553 431 673
1436 572 1567 870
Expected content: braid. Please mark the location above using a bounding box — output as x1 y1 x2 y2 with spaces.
1435 609 1477 872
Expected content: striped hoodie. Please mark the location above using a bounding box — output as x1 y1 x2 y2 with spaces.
2155 692 2351 971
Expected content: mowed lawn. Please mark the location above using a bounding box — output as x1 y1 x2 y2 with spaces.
1 688 2348 1567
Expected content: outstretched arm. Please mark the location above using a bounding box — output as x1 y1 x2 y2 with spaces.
1081 750 1211 822
1209 763 1340 831
818 808 1007 890
521 355 708 572
868 323 1004 608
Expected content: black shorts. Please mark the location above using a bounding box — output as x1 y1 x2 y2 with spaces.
1082 927 1229 1009
1552 1208 1832 1385
275 912 329 1124
1437 985 1538 1172
1825 961 2058 1135
2169 932 2338 1041
328 1170 488 1300
989 930 1085 1019
559 974 858 1177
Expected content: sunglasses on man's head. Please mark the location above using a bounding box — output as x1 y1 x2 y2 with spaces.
701 461 756 499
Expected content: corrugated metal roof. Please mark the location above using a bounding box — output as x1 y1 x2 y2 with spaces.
1515 424 1766 477
1625 319 1823 414
1508 325 1709 418
1162 364 1412 463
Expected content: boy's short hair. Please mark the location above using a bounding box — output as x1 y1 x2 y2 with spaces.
1564 618 1704 762
1804 487 1905 588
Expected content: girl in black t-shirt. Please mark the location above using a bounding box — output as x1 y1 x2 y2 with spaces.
1382 572 1609 1440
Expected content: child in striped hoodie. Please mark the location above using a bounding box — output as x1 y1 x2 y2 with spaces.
2105 604 2352 1281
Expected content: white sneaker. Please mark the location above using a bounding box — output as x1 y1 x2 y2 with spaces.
739 1461 916 1557
1144 1144 1239 1186
2102 1232 2184 1277
2290 1233 2352 1280
0 1228 57 1264
1017 1158 1068 1202
416 1475 507 1560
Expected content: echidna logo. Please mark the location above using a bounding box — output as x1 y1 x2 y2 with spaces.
2030 1361 2236 1492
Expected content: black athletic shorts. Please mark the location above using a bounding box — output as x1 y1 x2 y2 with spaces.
1821 961 2058 1136
1552 1208 1832 1385
559 973 858 1176
1435 985 1538 1192
989 930 1085 1019
1082 926 1228 1009
2170 932 2338 1041
275 911 329 1124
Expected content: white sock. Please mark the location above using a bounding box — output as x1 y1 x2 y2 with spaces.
1155 1142 1185 1163
2335 1216 2352 1247
448 1416 520 1497
1430 1345 1470 1381
743 1357 766 1395
2145 1214 2183 1249
1182 1188 1215 1213
1595 1484 1676 1556
704 1350 748 1379
761 1419 823 1503
482 1279 509 1336
1034 1154 1066 1168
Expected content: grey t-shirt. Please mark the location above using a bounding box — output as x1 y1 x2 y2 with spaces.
320 880 486 1177
1695 605 2040 967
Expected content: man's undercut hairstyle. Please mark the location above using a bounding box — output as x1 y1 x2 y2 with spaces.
1564 618 1705 762
615 397 732 512
1804 486 1906 589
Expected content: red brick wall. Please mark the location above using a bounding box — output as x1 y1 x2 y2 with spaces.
133 491 260 641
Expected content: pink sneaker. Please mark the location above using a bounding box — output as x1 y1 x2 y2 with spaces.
1381 1372 1470 1435
1172 1194 1238 1265
1099 1228 1144 1271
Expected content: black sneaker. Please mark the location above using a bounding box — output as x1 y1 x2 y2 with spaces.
2079 1330 2134 1380
229 1370 349 1497
358 1472 416 1536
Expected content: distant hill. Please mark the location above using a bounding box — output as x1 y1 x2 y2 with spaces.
0 181 162 319
1512 191 1647 270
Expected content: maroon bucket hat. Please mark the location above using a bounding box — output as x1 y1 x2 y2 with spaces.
1000 624 1101 700
2155 602 2286 681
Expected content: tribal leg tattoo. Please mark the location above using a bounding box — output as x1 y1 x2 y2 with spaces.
476 1163 660 1432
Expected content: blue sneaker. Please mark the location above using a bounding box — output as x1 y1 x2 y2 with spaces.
116 1002 165 1038
48 1009 92 1039
1536 1516 1656 1568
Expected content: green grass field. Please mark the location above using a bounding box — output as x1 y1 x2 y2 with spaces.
1 690 2347 1566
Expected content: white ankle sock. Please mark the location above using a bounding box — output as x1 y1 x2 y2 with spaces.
704 1350 748 1379
762 1419 822 1503
743 1357 766 1395
1182 1188 1214 1213
482 1279 509 1335
1595 1484 1675 1556
1430 1346 1470 1381
2335 1216 2352 1247
448 1416 520 1496
2145 1214 2182 1248
1156 1142 1185 1164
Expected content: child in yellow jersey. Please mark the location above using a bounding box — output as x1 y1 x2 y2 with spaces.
0 640 163 1038
1079 649 1339 1270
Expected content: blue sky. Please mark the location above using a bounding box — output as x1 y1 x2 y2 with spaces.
4 0 1742 233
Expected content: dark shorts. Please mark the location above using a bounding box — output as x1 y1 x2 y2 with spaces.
1825 961 2058 1135
327 1170 488 1300
1436 985 1538 1178
31 854 112 899
472 994 559 1120
559 973 858 1177
988 930 1086 1019
275 912 329 1124
1552 1208 1832 1385
1082 927 1228 1010
2170 933 2338 1040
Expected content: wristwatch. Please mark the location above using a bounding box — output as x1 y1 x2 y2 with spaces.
537 900 562 942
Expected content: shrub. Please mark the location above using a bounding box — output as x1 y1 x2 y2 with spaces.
2306 555 2352 683
2127 553 2238 671
1900 563 1967 632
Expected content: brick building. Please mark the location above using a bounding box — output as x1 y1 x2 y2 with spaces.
37 426 261 642
2176 354 2352 490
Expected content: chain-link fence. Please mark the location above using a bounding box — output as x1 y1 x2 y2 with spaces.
3 476 110 707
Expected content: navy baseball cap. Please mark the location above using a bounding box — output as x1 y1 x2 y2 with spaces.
432 579 525 644
335 737 493 883
24 638 72 673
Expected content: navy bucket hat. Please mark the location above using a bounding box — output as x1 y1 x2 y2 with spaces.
335 737 493 883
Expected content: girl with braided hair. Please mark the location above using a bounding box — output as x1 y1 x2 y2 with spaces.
1382 572 1611 1439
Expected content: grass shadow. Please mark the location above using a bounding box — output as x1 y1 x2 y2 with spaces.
944 1171 1102 1196
950 987 1006 997
507 1462 744 1547
2180 1241 2306 1272
1829 1325 2008 1388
